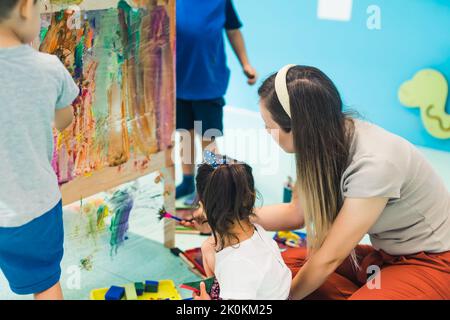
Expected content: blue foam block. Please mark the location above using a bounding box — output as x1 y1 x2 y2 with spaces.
105 286 125 300
145 280 159 293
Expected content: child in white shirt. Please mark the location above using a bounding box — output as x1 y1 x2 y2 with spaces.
193 152 292 300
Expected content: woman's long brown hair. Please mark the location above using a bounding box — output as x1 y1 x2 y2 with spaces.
258 66 354 254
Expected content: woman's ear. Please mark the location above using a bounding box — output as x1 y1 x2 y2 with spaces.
18 0 35 20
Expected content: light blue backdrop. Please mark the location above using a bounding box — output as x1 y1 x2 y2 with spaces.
225 0 450 152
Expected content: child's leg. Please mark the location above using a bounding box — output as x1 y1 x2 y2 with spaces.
34 282 63 300
182 98 224 205
181 129 196 176
176 99 196 198
202 137 219 154
182 136 219 206
176 128 196 198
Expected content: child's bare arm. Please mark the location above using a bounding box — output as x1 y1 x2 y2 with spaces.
201 236 216 277
226 29 257 85
54 106 74 132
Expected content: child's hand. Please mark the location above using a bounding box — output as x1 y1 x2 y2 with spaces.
193 282 212 300
243 64 258 85
180 206 212 234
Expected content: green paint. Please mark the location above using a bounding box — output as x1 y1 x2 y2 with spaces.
91 10 123 154
75 38 84 68
39 28 49 43
118 0 142 61
80 255 94 271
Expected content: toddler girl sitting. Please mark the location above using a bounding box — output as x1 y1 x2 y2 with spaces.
194 151 292 300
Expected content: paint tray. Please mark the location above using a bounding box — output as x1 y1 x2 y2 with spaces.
90 280 181 300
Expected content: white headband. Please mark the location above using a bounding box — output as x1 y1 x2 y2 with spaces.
274 64 296 118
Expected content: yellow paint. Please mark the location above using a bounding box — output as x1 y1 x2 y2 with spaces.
399 69 450 139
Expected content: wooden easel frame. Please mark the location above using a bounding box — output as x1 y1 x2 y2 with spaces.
43 0 177 248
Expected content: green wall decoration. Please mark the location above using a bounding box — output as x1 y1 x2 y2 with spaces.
399 69 450 140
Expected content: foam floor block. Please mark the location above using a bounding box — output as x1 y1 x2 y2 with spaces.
135 282 145 296
180 277 215 294
105 286 125 300
124 284 138 300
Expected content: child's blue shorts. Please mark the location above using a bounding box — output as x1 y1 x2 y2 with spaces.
176 98 225 138
0 200 64 295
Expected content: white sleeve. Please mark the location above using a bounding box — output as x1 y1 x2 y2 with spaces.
218 258 263 300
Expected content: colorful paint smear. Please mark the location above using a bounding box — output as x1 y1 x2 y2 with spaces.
39 0 175 184
108 188 135 255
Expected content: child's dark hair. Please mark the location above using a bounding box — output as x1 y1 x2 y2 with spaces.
196 157 256 251
0 0 38 22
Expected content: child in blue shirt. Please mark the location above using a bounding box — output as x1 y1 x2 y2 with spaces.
0 0 78 299
176 0 257 201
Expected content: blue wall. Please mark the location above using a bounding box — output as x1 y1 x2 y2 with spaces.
225 0 450 152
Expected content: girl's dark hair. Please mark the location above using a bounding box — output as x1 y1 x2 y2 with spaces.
258 66 354 253
196 158 256 251
0 0 38 22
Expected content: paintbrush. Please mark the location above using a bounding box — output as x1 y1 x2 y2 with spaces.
158 207 193 223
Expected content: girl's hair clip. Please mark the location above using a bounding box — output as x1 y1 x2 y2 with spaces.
203 150 228 169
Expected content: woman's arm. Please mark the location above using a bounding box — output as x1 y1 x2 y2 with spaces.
253 203 304 231
182 188 303 233
289 197 388 300
226 29 257 85
253 184 304 231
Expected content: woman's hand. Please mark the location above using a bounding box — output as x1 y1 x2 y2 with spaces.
289 197 388 300
193 282 212 300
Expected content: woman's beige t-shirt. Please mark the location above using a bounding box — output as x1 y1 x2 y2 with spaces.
341 119 450 255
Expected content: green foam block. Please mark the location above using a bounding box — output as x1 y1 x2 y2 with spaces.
180 277 215 294
134 282 145 296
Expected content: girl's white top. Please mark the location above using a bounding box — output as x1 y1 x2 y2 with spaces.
214 223 292 300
